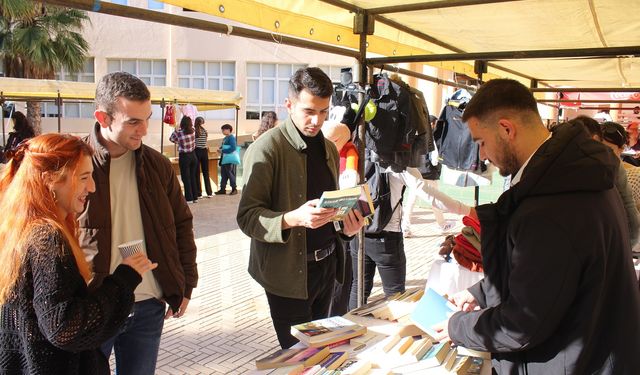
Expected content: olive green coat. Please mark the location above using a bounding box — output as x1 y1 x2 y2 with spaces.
237 117 346 299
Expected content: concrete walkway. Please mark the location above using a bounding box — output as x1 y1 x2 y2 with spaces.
144 193 459 374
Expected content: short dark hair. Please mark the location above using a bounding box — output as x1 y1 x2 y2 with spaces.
601 121 627 148
462 79 539 123
288 67 333 100
221 123 233 132
95 72 151 115
572 115 603 140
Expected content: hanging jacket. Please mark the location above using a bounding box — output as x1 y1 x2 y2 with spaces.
434 104 480 171
365 73 414 172
448 122 640 374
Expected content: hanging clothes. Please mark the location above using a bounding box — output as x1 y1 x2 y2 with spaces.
388 74 435 169
434 89 493 187
365 73 414 172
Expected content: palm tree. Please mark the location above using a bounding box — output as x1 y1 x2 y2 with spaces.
0 0 89 134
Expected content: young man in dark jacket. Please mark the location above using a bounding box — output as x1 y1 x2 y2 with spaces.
78 72 198 375
433 79 640 374
237 68 365 349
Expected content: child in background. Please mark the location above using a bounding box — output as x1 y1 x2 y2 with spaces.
215 124 239 195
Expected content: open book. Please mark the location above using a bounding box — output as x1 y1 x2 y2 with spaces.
318 184 374 221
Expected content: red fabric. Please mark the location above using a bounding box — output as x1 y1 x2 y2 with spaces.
462 215 481 234
452 214 483 272
339 142 358 173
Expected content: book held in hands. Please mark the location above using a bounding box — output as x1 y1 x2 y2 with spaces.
318 184 374 221
409 287 456 337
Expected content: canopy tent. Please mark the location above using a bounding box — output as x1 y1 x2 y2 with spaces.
39 0 639 308
157 0 639 90
0 76 243 151
0 77 243 110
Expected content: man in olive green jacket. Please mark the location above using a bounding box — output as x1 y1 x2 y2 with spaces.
237 68 365 348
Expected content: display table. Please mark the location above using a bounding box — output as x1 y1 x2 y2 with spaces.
250 312 491 374
170 155 220 191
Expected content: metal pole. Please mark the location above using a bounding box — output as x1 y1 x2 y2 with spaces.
160 98 165 154
370 63 475 91
1 93 5 147
539 99 640 104
56 92 61 133
367 45 640 65
235 106 239 138
356 15 369 309
531 87 640 93
42 0 360 60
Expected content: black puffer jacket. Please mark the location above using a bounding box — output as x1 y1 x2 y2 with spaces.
0 224 141 374
449 122 640 374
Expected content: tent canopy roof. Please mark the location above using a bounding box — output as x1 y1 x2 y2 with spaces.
160 0 639 88
0 77 243 111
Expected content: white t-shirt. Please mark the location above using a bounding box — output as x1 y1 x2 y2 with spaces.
109 150 162 302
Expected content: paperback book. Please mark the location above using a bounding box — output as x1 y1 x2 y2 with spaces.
409 287 456 337
318 184 374 221
291 316 367 348
256 347 330 370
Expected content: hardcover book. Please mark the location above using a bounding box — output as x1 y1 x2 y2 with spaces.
291 316 367 348
318 184 374 221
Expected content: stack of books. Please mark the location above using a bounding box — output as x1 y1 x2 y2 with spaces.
350 288 424 322
290 316 368 348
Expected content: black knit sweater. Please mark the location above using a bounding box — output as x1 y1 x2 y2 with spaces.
0 224 142 374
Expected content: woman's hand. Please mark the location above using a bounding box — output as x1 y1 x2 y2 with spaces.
121 252 158 276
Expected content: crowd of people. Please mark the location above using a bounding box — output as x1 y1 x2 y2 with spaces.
0 68 639 374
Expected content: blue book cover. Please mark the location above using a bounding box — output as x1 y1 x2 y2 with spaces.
410 288 456 336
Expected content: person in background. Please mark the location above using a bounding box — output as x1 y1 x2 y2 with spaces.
571 116 640 247
215 124 239 195
80 72 198 375
627 122 640 151
0 134 157 374
253 110 278 141
435 79 640 374
237 67 365 348
348 170 406 310
321 120 358 316
170 116 199 203
2 111 35 163
194 116 213 198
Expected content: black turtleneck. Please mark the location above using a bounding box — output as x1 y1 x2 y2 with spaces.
299 129 336 252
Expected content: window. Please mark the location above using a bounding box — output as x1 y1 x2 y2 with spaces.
246 62 307 120
42 58 95 118
109 0 127 5
177 60 236 120
318 65 347 83
147 0 164 9
107 58 166 86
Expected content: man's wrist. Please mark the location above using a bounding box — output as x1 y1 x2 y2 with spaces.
282 211 297 230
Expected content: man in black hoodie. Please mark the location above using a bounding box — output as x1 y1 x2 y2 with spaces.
434 79 640 374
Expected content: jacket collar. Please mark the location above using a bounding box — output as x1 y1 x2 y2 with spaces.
280 117 307 152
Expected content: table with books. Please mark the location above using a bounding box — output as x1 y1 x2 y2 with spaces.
250 287 491 375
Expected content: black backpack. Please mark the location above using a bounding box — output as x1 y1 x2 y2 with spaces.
364 159 402 235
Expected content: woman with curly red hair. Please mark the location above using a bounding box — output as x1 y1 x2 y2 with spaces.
0 133 157 374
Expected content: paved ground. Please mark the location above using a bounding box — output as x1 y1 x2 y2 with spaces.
116 192 461 374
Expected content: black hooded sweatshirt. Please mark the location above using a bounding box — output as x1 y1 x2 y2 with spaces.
449 122 640 374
